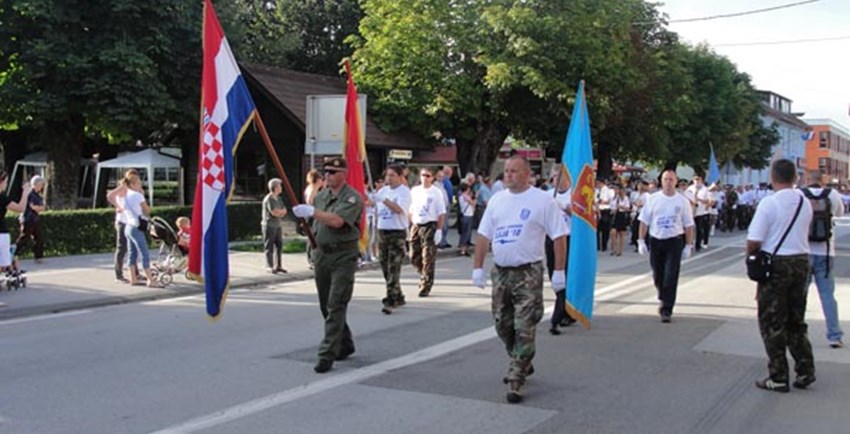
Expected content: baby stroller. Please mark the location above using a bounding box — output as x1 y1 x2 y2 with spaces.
148 216 188 286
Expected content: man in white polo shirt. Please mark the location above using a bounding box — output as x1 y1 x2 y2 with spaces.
638 169 695 323
472 156 567 404
408 167 446 297
747 159 814 393
375 164 412 314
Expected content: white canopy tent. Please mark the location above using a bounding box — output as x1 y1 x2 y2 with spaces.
93 148 183 208
8 151 98 204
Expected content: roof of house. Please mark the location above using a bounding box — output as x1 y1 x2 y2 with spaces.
241 63 432 151
761 104 809 130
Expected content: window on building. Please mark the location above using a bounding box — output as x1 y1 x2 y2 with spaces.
819 131 828 148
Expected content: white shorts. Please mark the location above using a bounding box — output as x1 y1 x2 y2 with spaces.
0 233 11 267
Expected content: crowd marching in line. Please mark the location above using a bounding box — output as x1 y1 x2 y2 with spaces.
290 155 845 404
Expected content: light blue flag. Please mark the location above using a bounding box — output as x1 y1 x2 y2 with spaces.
562 81 596 329
707 144 721 185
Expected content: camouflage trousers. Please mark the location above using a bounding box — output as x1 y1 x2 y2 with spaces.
379 230 407 302
757 254 814 383
410 222 438 294
491 261 544 384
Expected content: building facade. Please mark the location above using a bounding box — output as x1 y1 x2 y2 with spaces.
735 91 809 186
802 118 850 186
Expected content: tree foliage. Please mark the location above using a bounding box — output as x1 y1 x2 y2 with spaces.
0 0 204 208
350 0 777 177
230 0 362 76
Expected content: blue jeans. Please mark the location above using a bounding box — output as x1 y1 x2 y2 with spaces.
459 215 473 247
125 224 151 269
807 255 843 342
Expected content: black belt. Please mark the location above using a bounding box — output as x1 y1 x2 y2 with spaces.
495 261 543 271
379 229 406 234
317 240 358 253
414 221 437 227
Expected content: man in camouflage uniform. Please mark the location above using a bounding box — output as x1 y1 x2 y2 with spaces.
293 157 364 374
747 159 815 392
374 165 412 314
408 167 446 297
473 156 567 404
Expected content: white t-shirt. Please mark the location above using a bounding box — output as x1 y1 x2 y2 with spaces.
639 192 695 240
477 187 568 267
408 185 446 224
596 186 613 211
376 184 411 230
747 188 812 256
553 189 572 236
803 187 844 257
692 185 710 216
612 195 631 213
459 193 475 217
122 190 146 228
115 195 128 224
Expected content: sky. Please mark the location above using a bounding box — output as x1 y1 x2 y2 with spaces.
656 0 850 128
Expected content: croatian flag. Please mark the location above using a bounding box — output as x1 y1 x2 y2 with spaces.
189 0 257 319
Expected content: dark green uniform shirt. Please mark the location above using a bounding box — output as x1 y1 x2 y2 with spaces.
262 193 286 228
312 184 364 246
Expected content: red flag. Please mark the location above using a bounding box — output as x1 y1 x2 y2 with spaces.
343 60 368 248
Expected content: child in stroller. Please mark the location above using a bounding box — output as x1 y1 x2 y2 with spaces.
148 216 189 286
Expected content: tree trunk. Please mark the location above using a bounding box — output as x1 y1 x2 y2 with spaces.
455 121 509 177
44 114 85 210
596 141 613 181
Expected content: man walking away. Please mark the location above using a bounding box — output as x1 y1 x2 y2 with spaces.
802 170 844 348
747 159 815 392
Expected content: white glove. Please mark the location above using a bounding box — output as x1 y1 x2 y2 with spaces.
682 244 693 261
472 268 486 288
292 204 315 219
551 270 566 291
434 230 443 245
637 239 648 256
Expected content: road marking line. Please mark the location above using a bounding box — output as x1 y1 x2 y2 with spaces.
148 326 499 434
147 246 741 433
0 309 93 326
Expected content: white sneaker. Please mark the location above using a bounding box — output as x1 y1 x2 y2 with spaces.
829 340 844 349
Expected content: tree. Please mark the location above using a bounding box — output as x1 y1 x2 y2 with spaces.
0 0 204 209
228 0 362 76
661 45 770 173
351 0 694 176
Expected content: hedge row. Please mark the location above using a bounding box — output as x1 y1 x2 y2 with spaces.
6 202 264 257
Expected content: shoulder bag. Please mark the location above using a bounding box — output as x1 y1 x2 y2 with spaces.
746 196 803 283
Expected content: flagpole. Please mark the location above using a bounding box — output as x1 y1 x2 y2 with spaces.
253 111 317 248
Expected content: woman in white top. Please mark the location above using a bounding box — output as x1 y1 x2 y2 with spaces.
609 184 631 256
457 182 476 256
121 173 160 287
107 169 139 283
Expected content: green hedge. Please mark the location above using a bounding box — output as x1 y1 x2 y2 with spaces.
6 202 263 257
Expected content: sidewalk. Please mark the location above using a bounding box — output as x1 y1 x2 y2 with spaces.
0 229 749 320
0 230 480 320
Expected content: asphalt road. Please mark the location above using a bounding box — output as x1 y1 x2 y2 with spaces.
1 231 848 434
